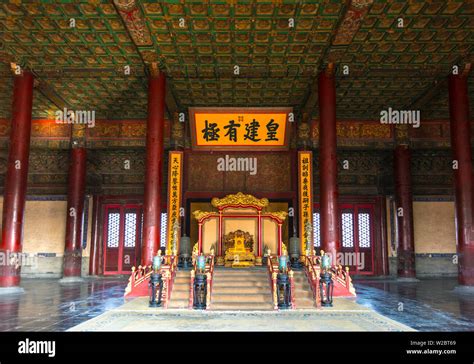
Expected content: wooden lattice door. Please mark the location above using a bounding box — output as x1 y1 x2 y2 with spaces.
103 204 142 275
313 203 375 275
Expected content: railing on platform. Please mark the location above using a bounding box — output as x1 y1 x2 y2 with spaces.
124 255 178 309
334 264 356 295
302 254 356 308
302 255 322 308
267 255 278 310
161 255 178 309
189 254 215 309
125 264 152 296
267 255 295 310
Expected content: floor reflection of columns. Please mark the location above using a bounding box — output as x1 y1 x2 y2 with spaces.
0 278 472 331
457 293 474 319
355 278 474 331
0 298 20 330
0 278 127 331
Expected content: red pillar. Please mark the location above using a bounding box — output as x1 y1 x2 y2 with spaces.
449 74 474 286
318 70 339 262
142 72 166 265
88 195 101 276
394 145 416 278
62 147 86 278
0 71 34 288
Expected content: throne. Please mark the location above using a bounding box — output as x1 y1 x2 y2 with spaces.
223 230 255 268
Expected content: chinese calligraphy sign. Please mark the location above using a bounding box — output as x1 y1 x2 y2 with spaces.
166 151 183 254
298 151 313 255
189 107 291 150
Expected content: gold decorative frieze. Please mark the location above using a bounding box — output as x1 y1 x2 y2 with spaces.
193 210 218 221
211 192 269 210
266 211 288 221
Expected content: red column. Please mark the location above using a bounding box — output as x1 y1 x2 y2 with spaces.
318 70 339 262
0 71 34 288
394 145 416 278
62 147 86 278
142 72 166 265
88 195 101 276
449 74 474 286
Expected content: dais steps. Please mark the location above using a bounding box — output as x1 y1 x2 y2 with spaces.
210 268 273 311
292 271 316 309
168 267 317 310
168 270 191 309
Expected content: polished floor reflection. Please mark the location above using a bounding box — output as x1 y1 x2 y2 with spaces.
0 277 472 331
0 278 128 331
354 278 474 331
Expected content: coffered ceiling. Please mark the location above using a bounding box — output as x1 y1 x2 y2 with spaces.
0 0 472 121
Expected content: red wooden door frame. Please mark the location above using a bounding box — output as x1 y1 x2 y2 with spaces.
121 204 142 272
103 204 120 275
339 203 375 275
102 203 142 275
314 201 377 276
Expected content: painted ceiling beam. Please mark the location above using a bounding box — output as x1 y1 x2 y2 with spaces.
34 79 71 111
332 1 374 46
407 79 447 112
302 81 318 117
406 61 472 111
114 1 180 117
303 1 374 116
113 0 153 47
325 0 374 64
165 86 179 116
0 58 70 113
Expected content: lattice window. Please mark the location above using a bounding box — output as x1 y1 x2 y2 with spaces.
160 213 167 247
358 212 371 248
341 212 354 248
107 212 120 248
312 212 320 247
140 212 144 245
124 212 137 248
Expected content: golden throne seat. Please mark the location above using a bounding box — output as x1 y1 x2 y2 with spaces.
223 230 255 268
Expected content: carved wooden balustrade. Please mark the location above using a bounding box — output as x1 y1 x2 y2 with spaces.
267 255 279 310
302 254 356 308
189 254 215 309
301 255 322 308
124 264 152 297
267 255 295 310
288 267 295 309
124 255 178 309
161 255 178 308
333 264 357 295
